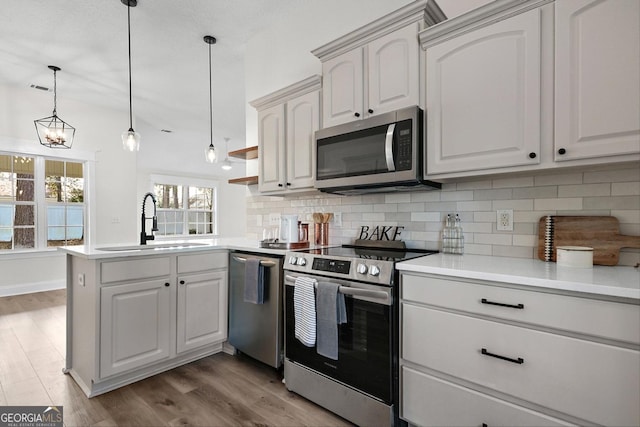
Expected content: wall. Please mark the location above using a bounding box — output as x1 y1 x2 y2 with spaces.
0 81 247 295
246 164 640 267
0 82 137 295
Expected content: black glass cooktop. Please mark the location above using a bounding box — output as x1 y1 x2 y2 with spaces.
301 245 437 262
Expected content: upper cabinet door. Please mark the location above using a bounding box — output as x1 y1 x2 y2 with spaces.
555 0 640 161
322 49 364 128
368 24 420 118
286 91 320 190
425 7 543 176
258 104 286 193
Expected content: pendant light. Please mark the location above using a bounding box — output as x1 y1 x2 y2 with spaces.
204 35 217 163
121 0 141 151
34 66 75 149
221 137 233 170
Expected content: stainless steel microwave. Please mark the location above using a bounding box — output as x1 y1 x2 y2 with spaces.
314 106 441 195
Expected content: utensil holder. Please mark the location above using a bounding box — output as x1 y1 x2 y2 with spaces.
314 223 329 246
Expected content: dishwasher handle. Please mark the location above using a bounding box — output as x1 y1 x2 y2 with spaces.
233 256 277 268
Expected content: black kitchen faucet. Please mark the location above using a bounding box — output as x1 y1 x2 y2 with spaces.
140 192 159 245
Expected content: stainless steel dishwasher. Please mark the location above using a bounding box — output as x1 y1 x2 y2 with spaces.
228 251 284 368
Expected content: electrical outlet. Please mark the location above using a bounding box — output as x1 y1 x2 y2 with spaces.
269 213 281 225
332 212 342 227
497 209 513 231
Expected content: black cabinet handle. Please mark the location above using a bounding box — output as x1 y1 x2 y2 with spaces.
179 280 185 285
278 183 283 187
481 348 524 364
528 152 537 159
481 298 524 309
368 108 374 114
482 424 488 427
354 112 361 117
286 182 291 186
164 282 170 287
558 148 566 155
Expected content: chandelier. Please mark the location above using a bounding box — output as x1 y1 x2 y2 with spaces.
34 65 75 149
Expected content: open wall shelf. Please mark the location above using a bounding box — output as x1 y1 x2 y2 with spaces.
227 145 259 185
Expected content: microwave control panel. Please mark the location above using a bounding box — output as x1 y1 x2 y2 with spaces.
395 119 412 171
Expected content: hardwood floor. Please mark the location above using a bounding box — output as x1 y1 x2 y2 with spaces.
0 290 353 426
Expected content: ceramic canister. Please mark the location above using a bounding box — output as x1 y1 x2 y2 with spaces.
556 246 593 268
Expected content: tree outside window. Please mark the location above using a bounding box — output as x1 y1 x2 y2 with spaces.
0 155 35 249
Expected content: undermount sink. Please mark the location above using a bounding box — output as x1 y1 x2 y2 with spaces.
96 242 210 251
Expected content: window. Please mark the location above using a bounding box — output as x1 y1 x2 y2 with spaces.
0 155 35 249
0 153 85 251
152 177 217 237
45 160 84 247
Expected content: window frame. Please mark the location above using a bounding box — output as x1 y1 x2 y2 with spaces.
0 140 95 257
149 174 219 239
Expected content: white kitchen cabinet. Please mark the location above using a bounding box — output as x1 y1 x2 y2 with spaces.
399 272 640 427
420 0 640 180
177 271 227 354
423 6 545 175
100 278 172 378
321 24 420 127
65 249 228 397
554 0 640 162
313 0 445 128
257 103 285 193
251 76 321 195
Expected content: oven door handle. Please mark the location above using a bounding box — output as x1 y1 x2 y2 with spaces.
385 123 396 172
285 274 389 301
233 256 276 268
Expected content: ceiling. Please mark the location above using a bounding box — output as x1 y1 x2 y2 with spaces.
1 1 486 154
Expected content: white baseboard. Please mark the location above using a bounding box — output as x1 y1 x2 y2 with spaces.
0 280 65 297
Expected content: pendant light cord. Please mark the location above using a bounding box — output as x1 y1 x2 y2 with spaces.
208 42 213 147
52 68 57 115
127 2 133 131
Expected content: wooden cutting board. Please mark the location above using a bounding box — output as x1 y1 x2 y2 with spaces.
537 216 640 266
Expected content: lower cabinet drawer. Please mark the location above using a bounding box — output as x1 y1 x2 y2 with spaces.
401 366 573 427
401 274 640 345
402 304 640 427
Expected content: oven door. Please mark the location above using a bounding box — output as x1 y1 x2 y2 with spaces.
284 272 393 403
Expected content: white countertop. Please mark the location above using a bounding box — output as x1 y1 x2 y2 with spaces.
58 237 304 259
397 253 640 300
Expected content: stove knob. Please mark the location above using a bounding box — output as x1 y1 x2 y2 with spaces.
289 256 298 265
296 257 307 266
356 264 368 274
369 265 381 276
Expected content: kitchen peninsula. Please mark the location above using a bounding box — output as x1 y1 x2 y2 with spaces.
59 239 286 397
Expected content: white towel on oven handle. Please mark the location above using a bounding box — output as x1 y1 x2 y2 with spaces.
293 276 317 347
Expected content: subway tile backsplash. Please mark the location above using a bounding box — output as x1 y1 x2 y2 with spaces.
246 164 640 266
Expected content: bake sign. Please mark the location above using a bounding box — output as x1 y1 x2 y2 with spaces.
358 225 404 241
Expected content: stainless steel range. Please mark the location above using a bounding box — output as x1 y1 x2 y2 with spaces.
283 244 436 426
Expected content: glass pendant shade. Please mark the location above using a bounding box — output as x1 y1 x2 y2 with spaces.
221 137 232 170
122 128 141 151
34 65 75 149
205 143 217 163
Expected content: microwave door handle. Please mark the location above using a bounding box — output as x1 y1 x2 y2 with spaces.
385 123 396 171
